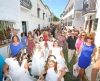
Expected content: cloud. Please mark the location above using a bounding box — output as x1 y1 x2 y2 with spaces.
55 8 58 10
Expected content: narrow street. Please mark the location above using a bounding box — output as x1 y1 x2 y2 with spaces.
0 0 100 81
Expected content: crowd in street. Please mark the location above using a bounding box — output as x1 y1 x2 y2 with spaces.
0 25 100 81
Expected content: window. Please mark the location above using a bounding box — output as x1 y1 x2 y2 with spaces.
49 18 50 22
38 24 40 30
68 21 72 26
46 12 47 17
51 18 52 21
37 4 40 18
37 8 40 18
43 13 45 20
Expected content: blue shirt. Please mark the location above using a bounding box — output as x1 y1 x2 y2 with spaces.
10 42 23 56
21 36 27 48
0 54 5 81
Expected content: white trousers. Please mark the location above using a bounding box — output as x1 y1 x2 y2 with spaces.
68 49 75 62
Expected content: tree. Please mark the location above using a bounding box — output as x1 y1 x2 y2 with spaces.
53 15 59 21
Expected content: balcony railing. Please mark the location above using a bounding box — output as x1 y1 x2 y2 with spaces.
69 4 74 12
63 4 74 17
20 0 32 10
83 0 97 15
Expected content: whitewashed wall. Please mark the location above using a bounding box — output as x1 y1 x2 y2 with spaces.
0 0 20 22
0 0 21 59
95 0 100 47
0 46 9 59
20 0 52 33
73 11 84 29
74 0 83 10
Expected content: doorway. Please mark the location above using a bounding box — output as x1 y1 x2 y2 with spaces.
22 21 27 36
89 20 92 33
38 24 40 30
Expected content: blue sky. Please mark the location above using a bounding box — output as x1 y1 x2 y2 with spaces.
42 0 68 18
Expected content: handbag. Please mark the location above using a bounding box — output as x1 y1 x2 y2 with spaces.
73 63 80 77
85 62 94 81
3 75 12 81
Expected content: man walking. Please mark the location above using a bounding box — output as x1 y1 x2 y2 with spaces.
66 31 77 63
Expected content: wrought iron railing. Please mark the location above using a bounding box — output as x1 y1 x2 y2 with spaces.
63 4 74 16
83 0 96 15
69 4 74 12
20 0 32 10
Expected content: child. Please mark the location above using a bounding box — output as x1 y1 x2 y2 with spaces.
39 37 48 59
39 55 65 81
47 36 54 49
27 33 35 55
3 48 36 81
42 36 54 61
39 37 45 48
31 42 45 76
48 40 69 72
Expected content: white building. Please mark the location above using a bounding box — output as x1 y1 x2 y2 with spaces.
61 0 84 29
20 0 53 35
82 0 97 33
95 0 100 47
0 0 53 59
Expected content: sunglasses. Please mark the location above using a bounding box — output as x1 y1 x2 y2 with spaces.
81 35 85 36
87 38 93 40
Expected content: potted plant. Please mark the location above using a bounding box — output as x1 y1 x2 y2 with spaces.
0 23 10 45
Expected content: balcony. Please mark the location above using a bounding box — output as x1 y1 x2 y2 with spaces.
83 0 97 15
20 0 32 10
64 4 74 16
69 4 74 12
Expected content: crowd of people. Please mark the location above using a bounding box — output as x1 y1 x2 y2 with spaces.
0 25 100 81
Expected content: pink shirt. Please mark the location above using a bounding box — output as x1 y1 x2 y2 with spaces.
76 38 84 50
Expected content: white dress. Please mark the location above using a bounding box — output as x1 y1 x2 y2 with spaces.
34 34 43 43
5 58 36 81
39 41 47 61
47 41 53 49
39 41 45 48
50 47 69 72
43 41 53 61
46 64 64 81
31 49 45 76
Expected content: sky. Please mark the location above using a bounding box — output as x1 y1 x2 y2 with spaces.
42 0 68 18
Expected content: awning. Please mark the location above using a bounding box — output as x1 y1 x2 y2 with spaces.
82 10 97 17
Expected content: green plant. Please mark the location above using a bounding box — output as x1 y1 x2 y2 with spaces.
0 23 8 43
93 23 97 30
0 22 11 50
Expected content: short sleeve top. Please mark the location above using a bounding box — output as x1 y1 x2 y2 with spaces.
10 42 23 56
